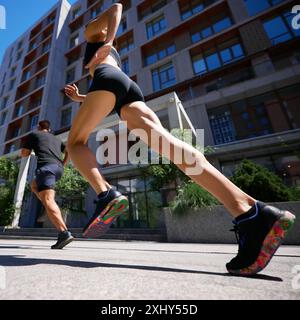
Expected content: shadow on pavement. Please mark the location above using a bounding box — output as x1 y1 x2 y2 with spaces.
0 255 282 282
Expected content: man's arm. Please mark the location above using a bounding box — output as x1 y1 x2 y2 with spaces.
62 150 70 167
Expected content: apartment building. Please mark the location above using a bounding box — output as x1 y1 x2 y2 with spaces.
0 0 299 229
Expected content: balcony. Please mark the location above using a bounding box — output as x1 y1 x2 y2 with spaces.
15 71 47 102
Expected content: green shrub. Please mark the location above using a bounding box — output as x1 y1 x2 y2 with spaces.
230 159 293 202
170 181 219 215
0 157 19 226
55 164 89 211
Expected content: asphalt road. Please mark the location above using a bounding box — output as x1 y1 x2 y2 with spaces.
0 239 299 300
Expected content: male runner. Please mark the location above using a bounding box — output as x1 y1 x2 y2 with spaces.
21 120 74 249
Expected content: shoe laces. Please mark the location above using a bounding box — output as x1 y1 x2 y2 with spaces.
230 223 245 251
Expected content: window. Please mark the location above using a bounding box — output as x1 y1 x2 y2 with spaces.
16 105 24 117
70 34 79 49
23 70 31 82
145 44 176 66
9 78 16 91
2 72 6 84
263 12 300 45
72 6 81 20
61 108 72 128
11 67 17 78
42 41 51 53
16 50 23 61
30 114 39 130
119 36 134 55
122 58 129 75
146 15 167 39
1 97 9 110
66 68 76 83
91 3 103 19
17 40 23 50
35 74 46 88
152 62 176 92
138 0 167 20
191 16 232 43
244 0 285 16
213 17 232 33
209 111 236 144
192 41 244 75
29 41 37 52
0 111 7 126
9 144 16 153
12 127 20 138
0 85 4 97
116 18 127 36
180 0 216 20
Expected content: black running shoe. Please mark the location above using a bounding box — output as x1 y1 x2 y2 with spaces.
82 189 128 238
51 230 74 249
226 201 295 276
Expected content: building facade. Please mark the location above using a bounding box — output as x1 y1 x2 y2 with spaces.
0 0 300 228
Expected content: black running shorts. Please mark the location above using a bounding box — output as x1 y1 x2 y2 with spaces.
88 63 145 116
35 163 64 192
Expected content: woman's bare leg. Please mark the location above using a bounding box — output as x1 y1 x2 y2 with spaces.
121 101 255 218
67 91 115 194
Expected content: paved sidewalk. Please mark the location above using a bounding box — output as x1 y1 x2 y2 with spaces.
0 239 299 300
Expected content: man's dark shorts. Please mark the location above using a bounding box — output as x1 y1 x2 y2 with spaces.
35 163 64 192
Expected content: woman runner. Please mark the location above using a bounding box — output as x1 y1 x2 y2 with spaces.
64 3 295 276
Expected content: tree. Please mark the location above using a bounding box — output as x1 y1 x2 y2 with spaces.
230 159 293 202
0 157 19 226
55 164 89 212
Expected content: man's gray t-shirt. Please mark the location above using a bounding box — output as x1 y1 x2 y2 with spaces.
22 131 66 169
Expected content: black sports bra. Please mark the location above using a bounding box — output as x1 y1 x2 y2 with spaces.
83 41 122 68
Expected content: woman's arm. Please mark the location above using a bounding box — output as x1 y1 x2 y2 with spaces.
64 84 86 103
84 3 123 43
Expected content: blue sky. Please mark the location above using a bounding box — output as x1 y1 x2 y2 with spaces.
0 0 78 63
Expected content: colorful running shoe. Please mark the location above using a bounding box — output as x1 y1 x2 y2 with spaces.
226 201 295 276
82 189 128 238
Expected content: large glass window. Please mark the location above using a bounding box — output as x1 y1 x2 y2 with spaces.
109 176 163 229
209 110 236 144
0 111 7 126
244 0 285 16
119 36 134 55
180 0 217 20
138 0 167 20
61 107 72 128
263 12 300 45
30 114 39 130
145 44 176 66
122 58 129 75
192 41 244 75
191 16 232 43
152 62 176 92
146 15 167 39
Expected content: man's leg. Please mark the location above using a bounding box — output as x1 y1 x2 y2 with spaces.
38 189 67 232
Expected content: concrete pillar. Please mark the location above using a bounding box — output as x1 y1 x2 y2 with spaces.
10 155 32 228
251 53 275 77
227 0 249 23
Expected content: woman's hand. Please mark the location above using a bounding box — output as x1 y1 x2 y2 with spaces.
85 41 113 69
64 84 86 103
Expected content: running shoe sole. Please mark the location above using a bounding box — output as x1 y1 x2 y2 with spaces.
51 236 74 250
82 196 128 238
227 211 296 276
